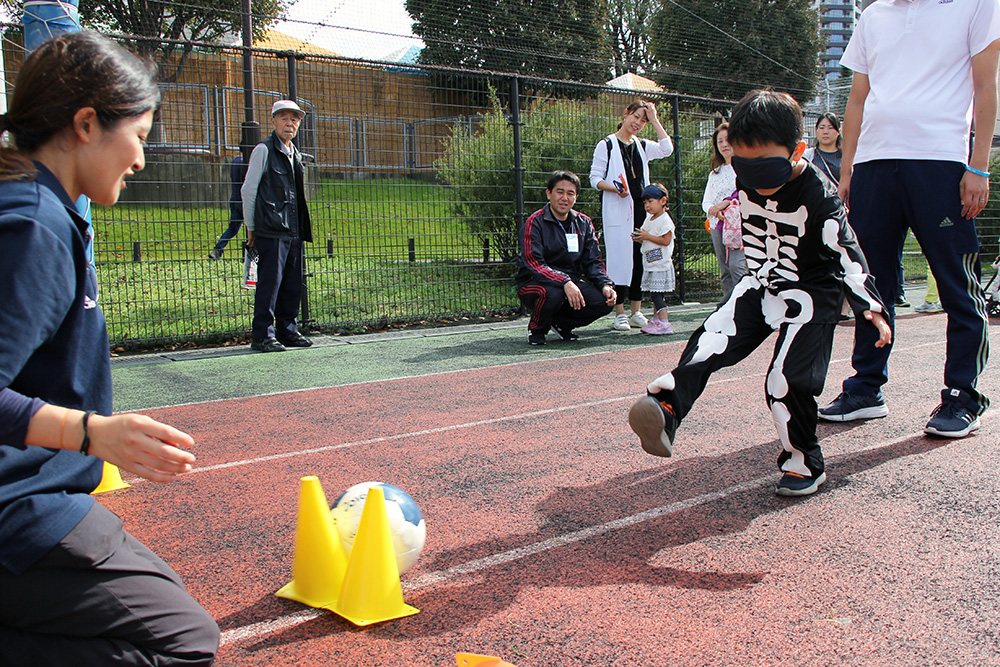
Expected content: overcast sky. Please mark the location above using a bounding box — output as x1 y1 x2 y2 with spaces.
275 0 422 61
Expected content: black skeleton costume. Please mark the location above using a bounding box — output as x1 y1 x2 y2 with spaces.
649 163 885 478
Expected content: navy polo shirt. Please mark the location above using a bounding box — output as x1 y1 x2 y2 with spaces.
0 163 109 575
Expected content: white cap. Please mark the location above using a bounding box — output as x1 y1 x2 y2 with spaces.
271 100 305 118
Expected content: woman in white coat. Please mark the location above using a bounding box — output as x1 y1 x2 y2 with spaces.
590 100 674 331
702 122 745 302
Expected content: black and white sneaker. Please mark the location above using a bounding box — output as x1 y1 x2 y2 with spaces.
527 331 546 346
776 471 827 497
818 392 888 422
925 400 980 438
551 323 578 341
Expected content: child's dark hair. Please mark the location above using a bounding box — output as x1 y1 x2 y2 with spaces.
709 122 729 172
727 89 803 153
0 31 160 181
546 170 580 193
814 112 842 149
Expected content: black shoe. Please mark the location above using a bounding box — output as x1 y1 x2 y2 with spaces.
551 323 578 341
895 296 911 308
527 331 546 346
628 394 677 457
208 248 222 260
251 337 286 353
277 332 313 348
776 471 827 497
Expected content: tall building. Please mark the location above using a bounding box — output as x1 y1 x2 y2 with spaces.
815 0 863 80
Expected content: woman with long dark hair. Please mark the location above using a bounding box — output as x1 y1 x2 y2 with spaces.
702 122 746 301
590 100 674 331
0 32 218 666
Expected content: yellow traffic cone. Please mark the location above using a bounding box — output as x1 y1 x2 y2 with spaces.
456 653 518 667
333 486 419 626
275 476 349 611
91 462 130 494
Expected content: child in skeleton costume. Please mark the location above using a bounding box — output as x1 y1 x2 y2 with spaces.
629 90 891 497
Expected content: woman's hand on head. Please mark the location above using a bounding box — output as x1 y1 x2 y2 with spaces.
88 414 197 483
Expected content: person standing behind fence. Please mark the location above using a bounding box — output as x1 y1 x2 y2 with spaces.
0 31 218 666
590 100 673 331
207 155 247 260
242 100 314 353
819 0 1000 438
702 122 746 302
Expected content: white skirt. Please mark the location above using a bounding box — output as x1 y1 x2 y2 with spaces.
641 265 675 293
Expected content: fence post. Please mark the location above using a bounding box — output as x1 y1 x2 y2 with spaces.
239 0 259 165
671 94 686 304
132 241 141 263
286 50 312 328
510 76 525 245
408 238 416 263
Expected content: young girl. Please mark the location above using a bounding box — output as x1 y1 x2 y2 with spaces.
632 183 675 334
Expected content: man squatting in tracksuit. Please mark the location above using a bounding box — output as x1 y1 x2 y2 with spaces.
629 90 891 497
516 170 617 346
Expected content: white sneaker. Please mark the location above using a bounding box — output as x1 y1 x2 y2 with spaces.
914 301 942 314
612 313 631 331
628 312 649 327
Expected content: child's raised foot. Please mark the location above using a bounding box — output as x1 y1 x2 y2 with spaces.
628 395 677 457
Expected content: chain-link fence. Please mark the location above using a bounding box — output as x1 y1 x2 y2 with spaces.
1 28 996 348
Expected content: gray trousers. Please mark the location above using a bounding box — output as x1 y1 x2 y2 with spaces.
711 227 747 302
0 503 219 666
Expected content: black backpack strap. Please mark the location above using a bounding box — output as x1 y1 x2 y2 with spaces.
603 137 613 179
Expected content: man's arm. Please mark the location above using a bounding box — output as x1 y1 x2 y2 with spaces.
240 144 268 242
961 38 1000 220
838 71 870 206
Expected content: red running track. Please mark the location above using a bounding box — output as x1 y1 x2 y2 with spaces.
98 314 1000 667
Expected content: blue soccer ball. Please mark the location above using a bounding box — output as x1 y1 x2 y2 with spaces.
330 482 426 574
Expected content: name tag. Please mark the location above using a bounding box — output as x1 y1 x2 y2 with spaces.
566 233 579 253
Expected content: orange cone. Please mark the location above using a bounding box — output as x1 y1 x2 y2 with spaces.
333 486 419 625
92 462 130 494
275 476 349 611
456 653 518 667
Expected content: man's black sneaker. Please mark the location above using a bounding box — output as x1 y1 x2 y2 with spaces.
628 395 677 457
924 400 980 438
251 337 286 353
551 323 578 341
818 392 888 422
278 332 313 348
776 471 827 497
527 331 546 346
895 296 911 308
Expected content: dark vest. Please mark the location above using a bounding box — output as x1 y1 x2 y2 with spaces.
253 133 312 242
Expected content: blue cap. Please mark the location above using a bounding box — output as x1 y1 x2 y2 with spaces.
640 184 667 200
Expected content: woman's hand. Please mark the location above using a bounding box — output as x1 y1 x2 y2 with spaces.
708 202 729 219
87 413 197 483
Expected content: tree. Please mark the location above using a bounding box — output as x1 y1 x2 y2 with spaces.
76 0 288 83
650 0 821 104
406 0 610 84
603 0 660 77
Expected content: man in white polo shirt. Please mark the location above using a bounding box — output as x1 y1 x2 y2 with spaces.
819 0 1000 437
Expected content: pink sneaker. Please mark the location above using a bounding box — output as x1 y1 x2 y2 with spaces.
641 319 665 334
641 319 672 335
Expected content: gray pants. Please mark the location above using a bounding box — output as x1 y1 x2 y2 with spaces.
0 503 219 666
711 227 747 302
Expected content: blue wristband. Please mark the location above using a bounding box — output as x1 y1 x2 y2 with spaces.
966 165 991 178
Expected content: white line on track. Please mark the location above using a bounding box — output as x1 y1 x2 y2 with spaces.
219 429 928 648
128 339 946 483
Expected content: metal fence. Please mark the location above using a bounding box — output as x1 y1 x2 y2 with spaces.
1 31 997 348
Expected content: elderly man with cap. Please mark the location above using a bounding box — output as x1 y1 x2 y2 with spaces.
242 99 314 352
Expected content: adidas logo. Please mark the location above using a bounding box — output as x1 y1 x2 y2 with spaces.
939 216 954 228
